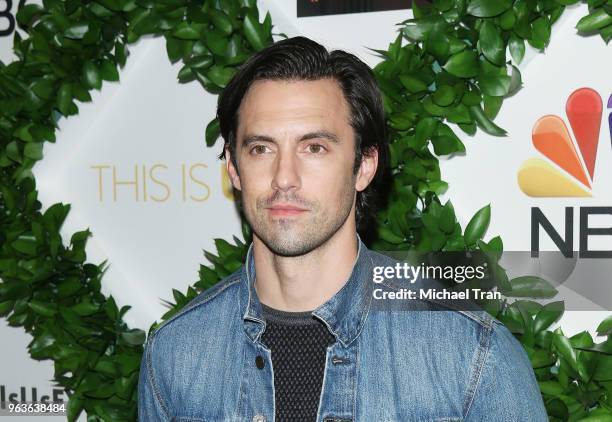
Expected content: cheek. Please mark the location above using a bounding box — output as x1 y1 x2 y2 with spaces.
240 173 267 198
236 165 273 208
304 163 355 198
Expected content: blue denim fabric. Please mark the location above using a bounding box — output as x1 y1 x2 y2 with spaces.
138 234 548 421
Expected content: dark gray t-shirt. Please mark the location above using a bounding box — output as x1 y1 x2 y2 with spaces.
260 303 336 421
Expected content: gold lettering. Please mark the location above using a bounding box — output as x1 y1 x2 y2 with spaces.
90 165 110 202
149 164 170 202
181 163 186 201
189 163 210 202
113 165 139 202
142 163 148 202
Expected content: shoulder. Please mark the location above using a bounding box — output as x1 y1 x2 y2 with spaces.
138 266 247 417
463 310 546 419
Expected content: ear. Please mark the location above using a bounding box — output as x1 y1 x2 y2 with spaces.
225 146 242 191
355 147 378 192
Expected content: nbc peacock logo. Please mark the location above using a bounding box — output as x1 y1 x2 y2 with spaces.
517 87 611 197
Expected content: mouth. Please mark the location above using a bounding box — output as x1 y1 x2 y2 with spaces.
266 204 309 217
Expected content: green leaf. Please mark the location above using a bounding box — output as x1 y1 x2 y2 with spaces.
483 95 502 119
379 225 405 244
15 4 43 27
431 123 465 155
594 355 612 381
553 329 590 381
508 276 558 298
205 31 229 56
509 34 525 64
570 331 593 348
121 328 146 345
528 348 556 368
211 10 233 35
597 315 612 336
403 17 447 41
243 12 266 51
66 396 84 422
443 50 479 78
12 235 37 255
468 104 507 135
479 21 505 65
94 359 118 376
57 83 72 115
207 66 235 88
507 65 522 96
425 34 450 61
434 0 454 11
115 41 127 67
177 65 195 83
467 0 512 17
72 84 91 103
71 300 100 316
431 134 465 155
439 201 456 233
499 9 516 30
539 380 565 397
31 79 55 100
206 118 220 147
58 278 82 298
399 75 428 93
478 74 511 96
14 124 34 142
576 8 612 32
28 300 57 317
531 17 551 49
82 61 102 90
0 301 14 317
64 22 89 39
173 22 201 40
415 117 438 144
464 204 491 246
100 60 119 82
533 301 564 333
600 22 612 43
31 124 55 143
487 235 503 251
24 142 43 160
433 85 456 106
6 141 22 162
188 55 213 70
165 36 185 63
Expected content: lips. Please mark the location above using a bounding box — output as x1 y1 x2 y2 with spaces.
266 204 309 216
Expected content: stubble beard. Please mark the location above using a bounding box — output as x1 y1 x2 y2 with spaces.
244 182 356 257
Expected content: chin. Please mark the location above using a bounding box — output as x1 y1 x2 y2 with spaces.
258 233 319 257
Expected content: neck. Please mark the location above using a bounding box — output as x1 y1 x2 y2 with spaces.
252 221 359 312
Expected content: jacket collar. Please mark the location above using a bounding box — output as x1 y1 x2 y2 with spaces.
239 233 374 348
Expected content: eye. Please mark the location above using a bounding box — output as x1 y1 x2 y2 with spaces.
307 143 326 154
250 144 270 155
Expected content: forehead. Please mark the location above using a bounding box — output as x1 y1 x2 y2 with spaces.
236 79 352 135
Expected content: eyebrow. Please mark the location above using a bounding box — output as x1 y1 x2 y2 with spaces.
241 130 340 148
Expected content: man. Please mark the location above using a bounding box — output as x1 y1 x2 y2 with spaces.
138 36 548 421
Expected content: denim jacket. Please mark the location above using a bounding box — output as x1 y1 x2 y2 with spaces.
138 235 548 422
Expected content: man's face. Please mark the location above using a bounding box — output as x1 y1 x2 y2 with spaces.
226 78 377 256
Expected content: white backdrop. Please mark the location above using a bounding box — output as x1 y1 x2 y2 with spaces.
0 1 610 420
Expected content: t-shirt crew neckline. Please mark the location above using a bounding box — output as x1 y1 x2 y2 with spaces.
260 303 318 326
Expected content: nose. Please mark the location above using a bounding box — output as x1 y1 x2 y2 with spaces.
271 147 301 193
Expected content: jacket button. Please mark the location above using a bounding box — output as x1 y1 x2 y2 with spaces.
255 355 265 369
253 415 266 422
